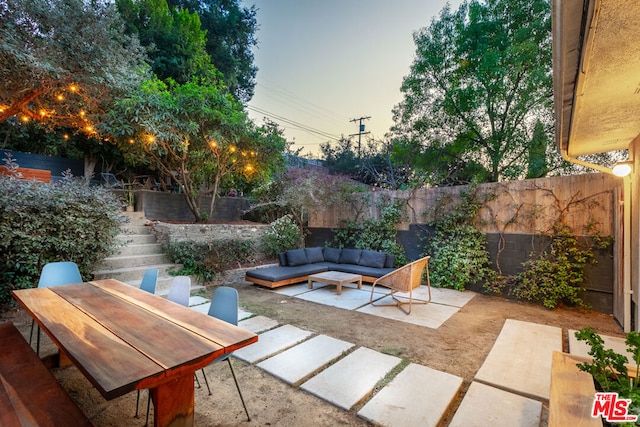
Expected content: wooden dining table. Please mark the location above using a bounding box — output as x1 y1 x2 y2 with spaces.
12 279 258 427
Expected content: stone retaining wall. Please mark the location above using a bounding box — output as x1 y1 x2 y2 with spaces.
151 221 271 261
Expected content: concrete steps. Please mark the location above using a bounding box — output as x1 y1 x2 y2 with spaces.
92 212 201 296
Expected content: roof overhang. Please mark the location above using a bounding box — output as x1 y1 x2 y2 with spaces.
553 0 640 157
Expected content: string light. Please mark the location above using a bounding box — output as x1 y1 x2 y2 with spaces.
229 146 237 153
69 84 78 92
21 116 29 122
56 94 64 101
63 134 69 140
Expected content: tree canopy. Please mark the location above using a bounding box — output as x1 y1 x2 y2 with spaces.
391 0 557 185
104 77 286 221
167 0 258 102
0 0 147 130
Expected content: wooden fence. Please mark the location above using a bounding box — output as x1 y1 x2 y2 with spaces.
310 173 620 237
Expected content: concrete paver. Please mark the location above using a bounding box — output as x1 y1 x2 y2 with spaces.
233 324 313 363
475 319 562 400
257 335 354 386
357 296 460 329
358 363 463 427
296 286 373 310
449 381 542 427
238 315 279 333
568 329 633 360
300 346 402 410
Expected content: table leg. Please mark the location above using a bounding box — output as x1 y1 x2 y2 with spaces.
357 278 362 290
150 375 194 427
337 283 342 295
308 278 313 290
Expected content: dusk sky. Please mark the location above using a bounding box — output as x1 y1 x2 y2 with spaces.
242 0 463 157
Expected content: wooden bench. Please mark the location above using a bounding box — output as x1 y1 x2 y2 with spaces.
0 166 52 183
548 351 600 427
0 322 93 427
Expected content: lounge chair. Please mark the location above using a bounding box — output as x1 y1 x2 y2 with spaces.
369 256 431 314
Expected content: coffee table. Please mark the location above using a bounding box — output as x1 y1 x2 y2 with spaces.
308 271 362 295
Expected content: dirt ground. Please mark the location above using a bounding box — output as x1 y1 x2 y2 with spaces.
1 283 625 427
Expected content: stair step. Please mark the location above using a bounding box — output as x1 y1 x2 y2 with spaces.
118 234 157 245
96 253 171 270
115 243 164 257
120 224 152 235
92 263 179 282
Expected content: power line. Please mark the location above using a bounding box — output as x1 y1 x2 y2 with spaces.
248 105 342 142
349 116 371 158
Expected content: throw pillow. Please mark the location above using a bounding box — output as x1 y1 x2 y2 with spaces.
339 248 362 264
277 252 288 266
305 247 324 263
359 250 386 268
323 247 341 263
384 254 395 268
286 248 309 266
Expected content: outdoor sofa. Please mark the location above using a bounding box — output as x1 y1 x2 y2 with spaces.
245 247 396 289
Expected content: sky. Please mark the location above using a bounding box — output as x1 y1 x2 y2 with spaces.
242 0 463 157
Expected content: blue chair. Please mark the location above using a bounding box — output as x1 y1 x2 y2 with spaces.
30 262 83 354
139 269 159 294
134 268 159 419
199 286 250 421
138 275 191 424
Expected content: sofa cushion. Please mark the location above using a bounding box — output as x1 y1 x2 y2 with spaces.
323 247 342 263
305 247 325 263
358 250 387 268
246 264 328 282
277 252 288 266
286 248 309 266
339 248 362 264
384 253 395 268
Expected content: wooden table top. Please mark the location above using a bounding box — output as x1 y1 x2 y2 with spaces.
12 279 257 400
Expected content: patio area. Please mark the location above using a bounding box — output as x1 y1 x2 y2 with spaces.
2 280 626 426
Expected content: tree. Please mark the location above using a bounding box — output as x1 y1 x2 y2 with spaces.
391 0 556 185
167 0 258 102
116 0 213 84
104 77 286 222
0 0 147 130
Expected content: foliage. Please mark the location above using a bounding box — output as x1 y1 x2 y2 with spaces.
320 137 413 190
248 168 366 229
164 238 255 281
575 327 640 425
0 0 148 129
426 187 497 290
116 0 213 84
513 222 612 309
166 0 258 102
390 0 561 185
260 215 304 258
103 77 286 221
0 169 124 306
329 199 407 266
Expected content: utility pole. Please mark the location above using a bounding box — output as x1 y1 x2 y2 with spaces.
350 116 370 158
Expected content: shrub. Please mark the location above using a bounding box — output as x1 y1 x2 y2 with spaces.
260 214 303 257
165 239 256 282
426 187 497 291
330 199 407 266
0 173 124 305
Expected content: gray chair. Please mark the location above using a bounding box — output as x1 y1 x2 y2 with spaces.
198 286 250 421
30 262 82 355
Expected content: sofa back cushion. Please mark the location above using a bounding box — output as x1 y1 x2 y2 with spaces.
277 252 288 266
305 247 325 263
286 248 309 266
358 250 387 268
384 253 395 268
339 248 362 264
323 247 342 263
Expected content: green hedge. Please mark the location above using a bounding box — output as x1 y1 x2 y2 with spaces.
0 175 124 306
